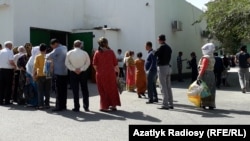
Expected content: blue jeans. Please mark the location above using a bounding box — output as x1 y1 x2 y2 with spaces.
147 70 158 102
37 76 51 107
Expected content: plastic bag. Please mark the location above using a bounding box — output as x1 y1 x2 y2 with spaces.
188 95 201 107
187 80 203 107
187 80 203 96
187 80 211 107
199 80 211 98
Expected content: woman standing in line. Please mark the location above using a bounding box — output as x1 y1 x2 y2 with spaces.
93 37 121 112
123 51 130 81
126 51 136 92
135 52 147 98
188 52 198 83
197 43 216 110
25 46 40 107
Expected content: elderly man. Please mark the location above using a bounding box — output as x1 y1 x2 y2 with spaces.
65 40 90 112
13 46 27 103
47 39 68 111
0 41 16 105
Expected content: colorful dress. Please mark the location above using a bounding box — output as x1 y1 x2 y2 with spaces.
93 49 121 110
126 56 136 91
198 55 216 108
135 59 147 95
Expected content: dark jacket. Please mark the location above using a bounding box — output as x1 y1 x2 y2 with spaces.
155 43 172 66
145 49 157 72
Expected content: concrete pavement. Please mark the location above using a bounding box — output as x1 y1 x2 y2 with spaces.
0 67 250 141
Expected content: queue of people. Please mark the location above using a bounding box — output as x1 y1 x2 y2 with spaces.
0 34 248 113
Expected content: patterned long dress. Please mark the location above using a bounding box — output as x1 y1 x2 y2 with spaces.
198 56 216 108
93 49 121 110
135 59 147 95
126 56 136 91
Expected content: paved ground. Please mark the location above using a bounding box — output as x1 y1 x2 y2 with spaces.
0 67 250 141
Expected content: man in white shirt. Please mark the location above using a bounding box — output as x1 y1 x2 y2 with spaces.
117 49 124 79
13 46 27 103
0 41 16 105
65 40 90 112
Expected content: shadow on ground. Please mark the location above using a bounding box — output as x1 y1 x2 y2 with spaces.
171 71 241 92
45 110 162 123
171 103 250 118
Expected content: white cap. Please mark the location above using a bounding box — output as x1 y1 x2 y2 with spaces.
4 41 13 47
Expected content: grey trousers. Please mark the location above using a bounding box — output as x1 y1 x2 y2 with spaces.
158 65 173 107
238 68 249 90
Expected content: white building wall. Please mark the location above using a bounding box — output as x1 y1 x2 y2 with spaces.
155 0 207 74
83 0 156 59
0 0 14 45
12 0 85 45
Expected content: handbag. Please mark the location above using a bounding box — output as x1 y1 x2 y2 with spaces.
117 77 126 94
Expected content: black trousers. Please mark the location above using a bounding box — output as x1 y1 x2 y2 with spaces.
55 75 68 109
119 67 125 78
0 69 14 104
70 71 89 110
178 67 183 81
214 71 222 88
191 69 198 83
13 70 20 102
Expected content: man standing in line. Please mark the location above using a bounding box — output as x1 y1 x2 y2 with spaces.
213 52 224 89
65 40 90 112
177 51 187 82
235 45 250 93
145 41 158 104
155 34 174 110
117 49 125 79
33 44 51 109
47 39 68 111
0 41 16 105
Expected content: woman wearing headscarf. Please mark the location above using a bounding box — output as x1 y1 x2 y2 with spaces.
126 51 136 92
197 43 216 110
12 46 27 103
93 37 121 112
123 51 130 81
25 46 40 107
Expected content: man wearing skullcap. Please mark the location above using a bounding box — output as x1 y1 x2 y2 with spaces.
0 41 16 105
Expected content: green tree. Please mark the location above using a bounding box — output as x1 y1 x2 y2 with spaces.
204 0 250 53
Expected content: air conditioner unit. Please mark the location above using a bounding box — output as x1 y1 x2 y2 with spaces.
171 20 182 31
0 0 10 7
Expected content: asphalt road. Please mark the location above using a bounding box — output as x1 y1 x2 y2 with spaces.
0 67 249 141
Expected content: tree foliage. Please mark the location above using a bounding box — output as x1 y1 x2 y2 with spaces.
204 0 250 53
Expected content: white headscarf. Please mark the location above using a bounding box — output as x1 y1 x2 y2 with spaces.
13 46 27 67
17 46 26 53
26 46 40 75
201 43 215 56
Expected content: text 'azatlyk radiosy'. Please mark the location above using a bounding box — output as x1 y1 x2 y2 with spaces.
133 129 204 139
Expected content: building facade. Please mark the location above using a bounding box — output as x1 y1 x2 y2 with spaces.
0 0 208 75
